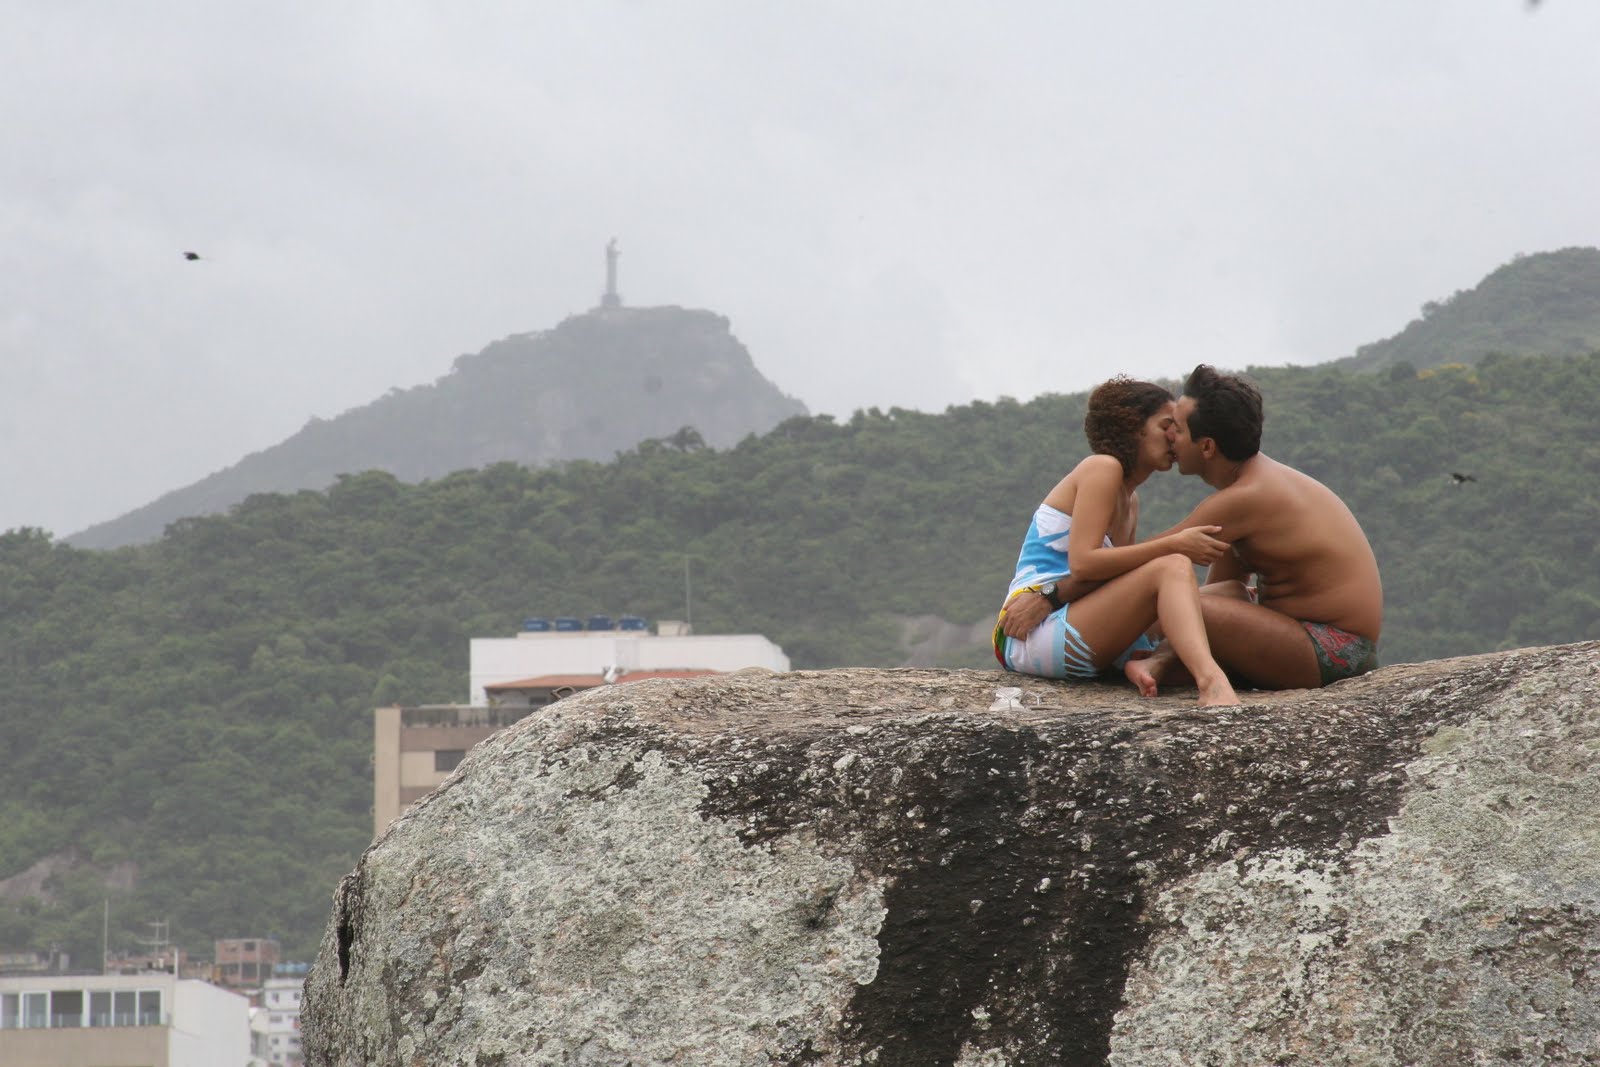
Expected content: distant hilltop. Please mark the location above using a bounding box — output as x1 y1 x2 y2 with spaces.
69 305 808 549
1333 246 1600 374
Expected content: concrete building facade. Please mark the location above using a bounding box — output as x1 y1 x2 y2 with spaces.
259 973 304 1066
0 972 249 1067
215 937 280 989
467 628 789 705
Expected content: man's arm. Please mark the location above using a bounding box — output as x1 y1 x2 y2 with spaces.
998 573 1106 639
1166 486 1258 587
1152 485 1255 547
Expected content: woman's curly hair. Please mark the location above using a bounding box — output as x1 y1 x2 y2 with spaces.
1083 377 1175 476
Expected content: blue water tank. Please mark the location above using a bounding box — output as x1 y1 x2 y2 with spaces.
587 614 614 631
521 617 552 632
618 614 648 631
554 616 583 632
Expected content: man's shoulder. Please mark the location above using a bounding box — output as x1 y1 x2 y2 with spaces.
1234 455 1306 493
1190 465 1277 526
1247 455 1345 502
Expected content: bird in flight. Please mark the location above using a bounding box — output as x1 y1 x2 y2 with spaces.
1449 472 1476 484
183 251 202 261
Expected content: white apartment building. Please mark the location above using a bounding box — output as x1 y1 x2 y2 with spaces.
372 622 791 834
468 624 789 705
258 974 303 1066
0 972 249 1067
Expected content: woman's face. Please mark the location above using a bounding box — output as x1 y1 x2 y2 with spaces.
1138 401 1179 471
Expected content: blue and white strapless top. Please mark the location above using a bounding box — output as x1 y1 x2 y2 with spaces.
1004 503 1112 601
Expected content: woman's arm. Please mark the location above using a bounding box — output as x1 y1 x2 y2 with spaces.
1066 460 1227 581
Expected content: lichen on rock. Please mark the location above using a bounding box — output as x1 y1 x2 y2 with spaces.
1111 659 1600 1066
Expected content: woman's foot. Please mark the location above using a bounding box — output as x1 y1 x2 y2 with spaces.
1195 671 1241 707
1124 653 1159 698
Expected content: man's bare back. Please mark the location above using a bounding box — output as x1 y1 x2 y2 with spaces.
1188 453 1382 641
1134 370 1383 692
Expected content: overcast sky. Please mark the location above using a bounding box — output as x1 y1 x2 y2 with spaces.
3 1 1597 537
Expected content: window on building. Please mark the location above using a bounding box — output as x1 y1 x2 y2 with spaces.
113 990 137 1025
138 990 161 1025
244 940 256 951
2 992 18 1029
435 749 466 772
50 990 83 1027
22 991 47 1028
90 990 112 1026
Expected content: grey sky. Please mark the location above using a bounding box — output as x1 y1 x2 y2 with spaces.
4 1 1597 537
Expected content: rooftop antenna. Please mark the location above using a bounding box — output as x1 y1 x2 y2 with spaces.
137 919 170 971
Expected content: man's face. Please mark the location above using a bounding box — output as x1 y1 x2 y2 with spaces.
1172 396 1205 475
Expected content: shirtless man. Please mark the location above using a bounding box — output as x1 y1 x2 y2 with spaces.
1127 364 1383 691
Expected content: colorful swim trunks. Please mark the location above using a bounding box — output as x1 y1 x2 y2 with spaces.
1301 621 1379 686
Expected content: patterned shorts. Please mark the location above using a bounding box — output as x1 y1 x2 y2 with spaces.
1301 621 1379 686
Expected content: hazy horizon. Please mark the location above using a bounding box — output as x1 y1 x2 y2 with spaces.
5 1 1599 536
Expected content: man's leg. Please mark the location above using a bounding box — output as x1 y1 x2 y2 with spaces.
1141 594 1320 692
1197 597 1320 690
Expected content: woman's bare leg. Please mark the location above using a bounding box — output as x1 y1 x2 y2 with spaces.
1138 580 1259 693
1066 555 1239 706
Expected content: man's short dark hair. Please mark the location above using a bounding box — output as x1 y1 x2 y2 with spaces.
1183 365 1262 461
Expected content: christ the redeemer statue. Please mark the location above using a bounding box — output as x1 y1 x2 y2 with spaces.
600 239 622 309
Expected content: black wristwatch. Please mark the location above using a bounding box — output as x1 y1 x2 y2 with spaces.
1038 581 1065 610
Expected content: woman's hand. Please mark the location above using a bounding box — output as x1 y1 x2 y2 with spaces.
1168 525 1228 566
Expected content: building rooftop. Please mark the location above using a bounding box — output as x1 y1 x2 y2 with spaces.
485 669 719 691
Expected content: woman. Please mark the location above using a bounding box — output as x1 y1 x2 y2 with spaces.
995 377 1239 706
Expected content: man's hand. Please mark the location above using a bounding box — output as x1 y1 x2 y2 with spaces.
1001 590 1053 639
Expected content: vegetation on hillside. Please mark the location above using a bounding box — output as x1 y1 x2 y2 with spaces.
4 350 1600 965
1335 246 1600 373
68 306 807 549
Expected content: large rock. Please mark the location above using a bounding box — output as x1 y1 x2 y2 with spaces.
303 643 1600 1066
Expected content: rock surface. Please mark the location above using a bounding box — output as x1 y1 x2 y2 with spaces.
303 642 1600 1066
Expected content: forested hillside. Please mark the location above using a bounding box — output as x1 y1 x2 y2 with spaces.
1335 246 1600 373
68 306 807 549
3 351 1599 966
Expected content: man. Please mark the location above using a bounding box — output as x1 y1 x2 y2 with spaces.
1003 364 1382 691
1132 364 1383 690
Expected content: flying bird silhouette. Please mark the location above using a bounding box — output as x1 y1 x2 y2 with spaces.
183 251 202 261
1449 472 1476 484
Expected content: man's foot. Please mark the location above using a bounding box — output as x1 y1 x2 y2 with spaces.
1196 672 1241 707
1124 654 1159 698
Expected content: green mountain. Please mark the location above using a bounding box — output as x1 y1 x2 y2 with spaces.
1333 246 1600 374
67 306 808 549
5 348 1600 967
